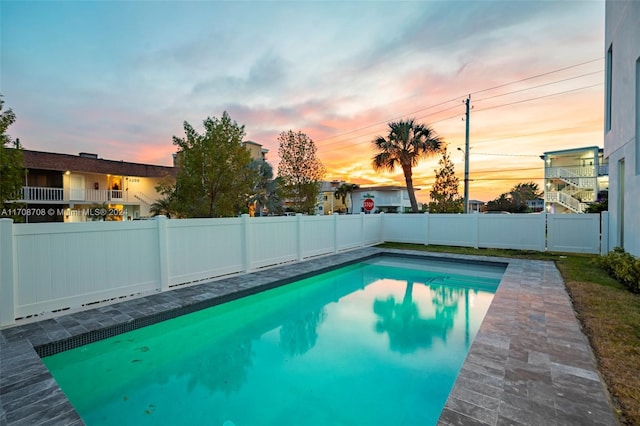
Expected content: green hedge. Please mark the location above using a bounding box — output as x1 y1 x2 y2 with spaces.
596 247 640 293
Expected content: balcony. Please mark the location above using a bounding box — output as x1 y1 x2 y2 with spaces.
18 187 64 202
15 186 128 204
597 164 609 176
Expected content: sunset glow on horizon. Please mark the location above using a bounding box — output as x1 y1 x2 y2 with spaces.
2 0 605 203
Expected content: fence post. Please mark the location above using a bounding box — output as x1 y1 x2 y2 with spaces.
242 214 251 272
473 212 480 249
600 211 610 255
333 213 339 253
541 213 548 252
423 212 429 246
155 216 170 292
296 213 303 261
0 219 15 326
360 212 365 247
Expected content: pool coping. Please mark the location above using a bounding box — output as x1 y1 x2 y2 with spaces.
0 247 619 425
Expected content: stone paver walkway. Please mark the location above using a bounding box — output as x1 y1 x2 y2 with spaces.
0 248 618 425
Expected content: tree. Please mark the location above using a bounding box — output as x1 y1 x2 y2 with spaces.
585 190 608 213
172 112 257 217
277 130 325 214
428 148 463 213
247 159 282 216
372 119 443 213
334 183 359 213
486 182 542 213
0 95 24 211
150 175 180 218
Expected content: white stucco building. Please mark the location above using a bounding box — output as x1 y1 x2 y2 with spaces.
541 146 608 214
351 186 415 214
604 0 640 255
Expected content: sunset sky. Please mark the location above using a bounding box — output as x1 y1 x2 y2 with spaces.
1 0 605 203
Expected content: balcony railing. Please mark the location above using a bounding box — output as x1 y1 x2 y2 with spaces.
16 186 127 203
545 191 586 213
597 164 609 176
18 187 64 202
546 166 595 179
73 189 123 202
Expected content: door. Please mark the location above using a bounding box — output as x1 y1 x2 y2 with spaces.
70 174 85 201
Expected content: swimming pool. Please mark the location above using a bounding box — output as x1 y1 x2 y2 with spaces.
43 256 504 425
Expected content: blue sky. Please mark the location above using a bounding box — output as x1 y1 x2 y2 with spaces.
1 0 605 201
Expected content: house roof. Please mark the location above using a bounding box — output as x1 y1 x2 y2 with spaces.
22 150 177 178
542 146 603 157
354 185 419 191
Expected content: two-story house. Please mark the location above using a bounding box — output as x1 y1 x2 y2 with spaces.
244 140 269 162
316 180 348 215
10 150 176 222
351 186 416 214
604 0 639 255
541 146 609 213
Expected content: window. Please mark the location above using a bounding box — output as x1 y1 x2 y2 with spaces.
606 44 613 132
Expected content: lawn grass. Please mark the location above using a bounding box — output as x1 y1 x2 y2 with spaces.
377 242 640 425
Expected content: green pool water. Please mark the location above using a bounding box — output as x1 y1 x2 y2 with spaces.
43 256 503 426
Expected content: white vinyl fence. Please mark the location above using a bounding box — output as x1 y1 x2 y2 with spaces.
0 212 607 326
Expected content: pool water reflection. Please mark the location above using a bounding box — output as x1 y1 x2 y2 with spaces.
43 256 503 426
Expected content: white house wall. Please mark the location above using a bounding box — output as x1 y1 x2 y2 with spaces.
124 176 167 217
605 0 640 255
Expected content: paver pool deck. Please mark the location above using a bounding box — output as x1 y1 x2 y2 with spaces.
0 248 618 425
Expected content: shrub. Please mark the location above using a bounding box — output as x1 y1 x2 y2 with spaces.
596 247 640 293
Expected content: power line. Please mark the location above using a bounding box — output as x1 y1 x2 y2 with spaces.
470 152 541 157
469 177 543 181
318 81 601 156
474 71 602 103
473 83 602 113
317 102 463 149
314 98 461 144
313 58 602 153
454 124 598 147
470 167 542 173
469 58 602 96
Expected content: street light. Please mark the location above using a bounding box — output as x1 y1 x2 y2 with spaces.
457 147 469 213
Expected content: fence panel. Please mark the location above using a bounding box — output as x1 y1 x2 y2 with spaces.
12 221 160 319
362 214 383 246
166 218 244 286
301 215 335 258
478 214 545 251
336 214 366 250
1 211 609 326
247 216 298 269
428 214 476 247
547 213 601 254
382 214 427 244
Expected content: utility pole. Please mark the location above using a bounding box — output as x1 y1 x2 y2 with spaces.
463 95 470 214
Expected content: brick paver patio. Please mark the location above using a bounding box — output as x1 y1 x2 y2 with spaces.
0 248 618 425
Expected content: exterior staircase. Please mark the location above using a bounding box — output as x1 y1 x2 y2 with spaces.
133 192 154 206
545 166 597 213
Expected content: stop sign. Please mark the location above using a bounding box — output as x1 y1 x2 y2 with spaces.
363 198 375 211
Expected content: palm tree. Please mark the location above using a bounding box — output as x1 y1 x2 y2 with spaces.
372 119 443 213
334 183 359 213
150 196 177 218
